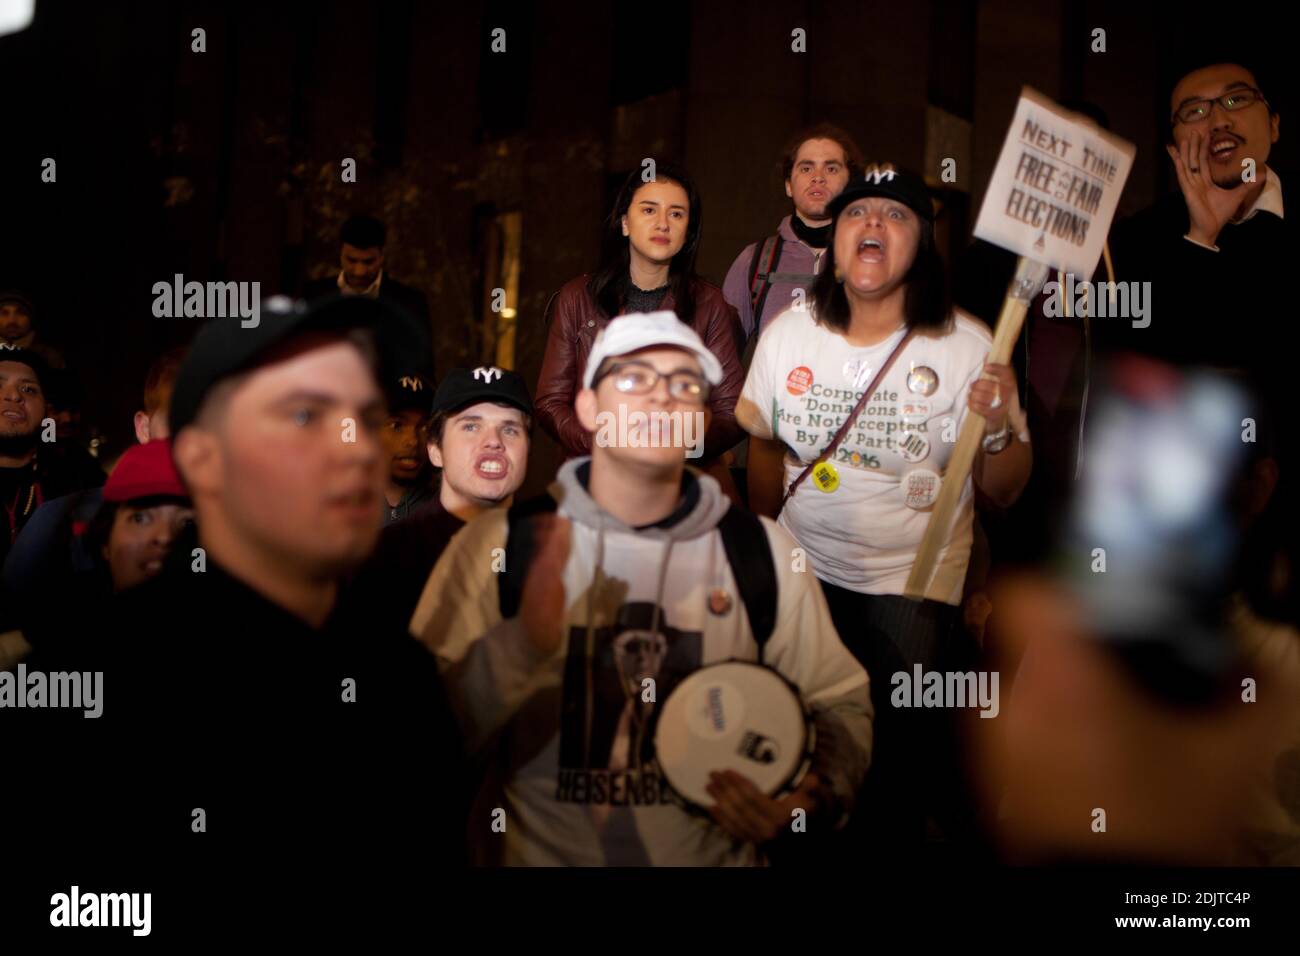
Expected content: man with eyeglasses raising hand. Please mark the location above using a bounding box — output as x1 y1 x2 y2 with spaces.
1166 65 1280 250
1105 59 1294 638
411 312 871 866
1107 60 1290 397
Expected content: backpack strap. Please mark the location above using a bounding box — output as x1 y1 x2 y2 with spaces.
716 505 778 662
747 234 784 320
498 493 559 618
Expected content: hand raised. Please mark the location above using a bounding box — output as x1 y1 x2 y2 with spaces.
1166 130 1246 247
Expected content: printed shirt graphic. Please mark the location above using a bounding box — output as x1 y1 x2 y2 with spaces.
513 530 757 866
737 305 992 603
558 601 701 776
556 601 703 842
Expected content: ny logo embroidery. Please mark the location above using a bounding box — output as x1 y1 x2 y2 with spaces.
398 376 424 391
863 164 898 184
473 366 503 383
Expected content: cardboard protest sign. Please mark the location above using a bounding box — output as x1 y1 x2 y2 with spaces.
905 89 1135 602
974 86 1135 278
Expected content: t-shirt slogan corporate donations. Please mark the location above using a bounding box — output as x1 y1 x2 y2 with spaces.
738 306 993 604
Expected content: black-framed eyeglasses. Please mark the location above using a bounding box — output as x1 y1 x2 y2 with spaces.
1172 87 1269 125
593 360 710 404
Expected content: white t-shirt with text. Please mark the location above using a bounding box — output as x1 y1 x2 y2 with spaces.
737 306 993 604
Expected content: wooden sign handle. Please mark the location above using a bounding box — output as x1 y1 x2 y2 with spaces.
903 257 1050 601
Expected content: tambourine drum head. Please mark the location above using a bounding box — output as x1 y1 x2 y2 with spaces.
654 661 808 807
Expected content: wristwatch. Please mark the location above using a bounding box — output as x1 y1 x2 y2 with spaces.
981 423 1013 455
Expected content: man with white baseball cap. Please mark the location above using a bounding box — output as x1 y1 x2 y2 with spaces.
580 309 724 389
411 311 871 866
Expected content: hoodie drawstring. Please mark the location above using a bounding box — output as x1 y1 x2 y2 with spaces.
582 516 605 769
634 537 676 771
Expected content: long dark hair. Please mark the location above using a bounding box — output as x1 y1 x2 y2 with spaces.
588 162 702 323
810 209 950 334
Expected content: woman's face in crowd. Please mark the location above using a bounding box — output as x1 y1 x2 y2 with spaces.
833 197 921 298
621 180 690 267
104 502 194 591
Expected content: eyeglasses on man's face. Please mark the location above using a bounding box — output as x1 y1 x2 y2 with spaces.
1172 87 1269 125
594 360 710 404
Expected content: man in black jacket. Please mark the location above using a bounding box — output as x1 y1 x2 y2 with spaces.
1106 61 1289 392
304 215 433 377
8 298 468 938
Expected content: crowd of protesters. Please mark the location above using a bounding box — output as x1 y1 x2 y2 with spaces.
2 58 1297 870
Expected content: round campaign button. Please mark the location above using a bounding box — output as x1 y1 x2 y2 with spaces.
707 588 733 616
811 460 840 493
907 365 939 396
786 366 813 396
897 429 931 463
898 398 932 424
902 468 942 510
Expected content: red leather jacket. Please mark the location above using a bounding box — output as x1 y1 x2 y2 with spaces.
535 275 747 460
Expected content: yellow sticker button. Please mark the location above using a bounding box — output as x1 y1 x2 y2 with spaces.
812 460 840 493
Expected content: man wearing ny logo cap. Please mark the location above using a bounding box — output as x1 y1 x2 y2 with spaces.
349 365 535 634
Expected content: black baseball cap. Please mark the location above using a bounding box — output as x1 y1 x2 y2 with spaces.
0 343 52 391
826 164 936 221
169 293 427 435
389 370 435 414
432 366 534 418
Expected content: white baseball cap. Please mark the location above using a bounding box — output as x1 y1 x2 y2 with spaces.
582 311 724 389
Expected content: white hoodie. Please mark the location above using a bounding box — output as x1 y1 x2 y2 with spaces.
411 458 873 866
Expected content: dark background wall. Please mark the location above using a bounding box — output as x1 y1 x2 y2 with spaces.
2 0 1291 497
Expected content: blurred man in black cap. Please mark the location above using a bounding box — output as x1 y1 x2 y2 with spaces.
381 370 437 525
304 215 434 378
0 343 103 571
349 364 533 633
11 297 469 914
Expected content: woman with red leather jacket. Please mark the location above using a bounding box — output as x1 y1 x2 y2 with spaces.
534 163 745 496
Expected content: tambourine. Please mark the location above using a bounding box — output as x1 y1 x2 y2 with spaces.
654 660 814 807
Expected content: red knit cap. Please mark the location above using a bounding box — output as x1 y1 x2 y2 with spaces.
103 439 188 503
